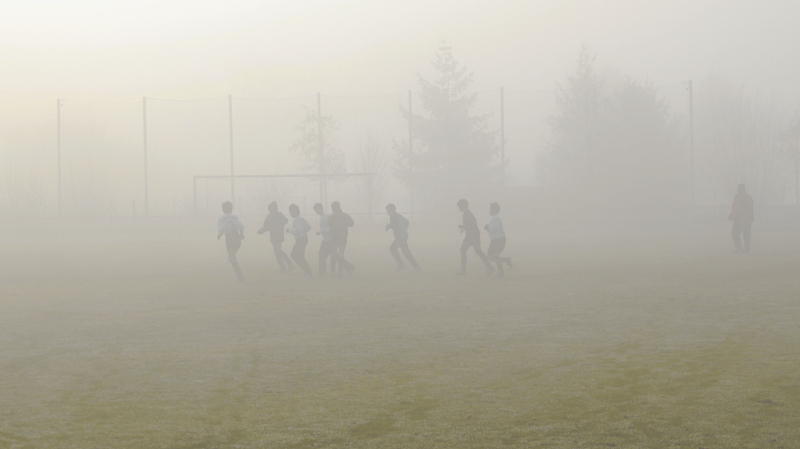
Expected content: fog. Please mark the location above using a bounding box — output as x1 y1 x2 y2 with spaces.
3 1 800 447
3 0 800 221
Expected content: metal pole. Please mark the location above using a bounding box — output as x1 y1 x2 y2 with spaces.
229 94 235 202
408 90 413 215
689 80 695 208
317 93 325 205
500 87 505 185
57 98 61 217
143 97 148 216
193 176 197 216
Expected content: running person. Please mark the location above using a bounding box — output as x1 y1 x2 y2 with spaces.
285 204 314 279
329 201 355 278
456 198 493 276
217 201 245 283
257 201 294 273
313 203 333 276
485 202 512 277
385 203 421 272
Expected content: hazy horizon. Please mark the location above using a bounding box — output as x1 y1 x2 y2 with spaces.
2 0 798 99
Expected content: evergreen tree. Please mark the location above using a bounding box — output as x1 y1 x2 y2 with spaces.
395 45 498 209
539 45 606 201
541 46 687 208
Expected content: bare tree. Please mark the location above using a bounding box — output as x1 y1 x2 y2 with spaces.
700 80 788 207
781 110 800 205
352 135 389 221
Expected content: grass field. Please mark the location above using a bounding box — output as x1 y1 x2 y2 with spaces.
1 225 799 448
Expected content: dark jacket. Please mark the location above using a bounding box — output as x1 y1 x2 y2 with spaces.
329 211 354 242
462 209 480 239
387 212 410 239
729 193 754 224
259 212 289 243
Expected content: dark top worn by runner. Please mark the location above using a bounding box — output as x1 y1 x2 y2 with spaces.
259 212 289 244
387 212 409 240
329 211 354 244
462 209 481 240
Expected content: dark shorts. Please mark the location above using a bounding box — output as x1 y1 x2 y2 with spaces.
270 233 284 245
226 234 241 258
462 234 481 246
488 237 506 258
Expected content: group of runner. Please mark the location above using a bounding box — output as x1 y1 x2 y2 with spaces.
216 198 512 283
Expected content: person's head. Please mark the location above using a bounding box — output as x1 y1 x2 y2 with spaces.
385 203 396 215
222 201 233 214
489 202 500 215
457 198 468 212
268 201 277 213
288 204 300 217
313 203 324 215
331 201 341 212
738 184 746 194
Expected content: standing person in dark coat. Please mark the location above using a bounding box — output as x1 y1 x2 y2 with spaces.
329 201 355 278
385 203 421 272
455 198 493 276
217 201 245 283
257 201 294 273
729 183 754 254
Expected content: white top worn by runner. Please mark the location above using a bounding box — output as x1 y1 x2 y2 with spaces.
287 215 312 239
218 214 244 235
487 214 505 240
318 213 332 241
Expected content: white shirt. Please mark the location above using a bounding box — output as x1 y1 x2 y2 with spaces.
487 214 505 240
218 214 244 235
287 215 311 239
318 213 332 241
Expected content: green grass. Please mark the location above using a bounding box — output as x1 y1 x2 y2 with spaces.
1 229 799 448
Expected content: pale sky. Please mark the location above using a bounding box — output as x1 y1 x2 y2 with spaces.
1 0 798 98
1 0 799 213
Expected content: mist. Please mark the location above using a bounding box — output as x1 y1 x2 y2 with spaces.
3 1 800 447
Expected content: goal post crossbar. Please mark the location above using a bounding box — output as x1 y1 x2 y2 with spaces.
192 173 376 214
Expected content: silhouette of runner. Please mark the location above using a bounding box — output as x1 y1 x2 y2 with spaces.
257 201 295 273
455 199 493 276
485 202 512 277
314 203 333 276
217 201 245 283
329 201 355 278
385 203 421 272
286 204 314 279
729 183 754 254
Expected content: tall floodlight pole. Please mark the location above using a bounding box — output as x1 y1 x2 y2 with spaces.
229 94 235 201
317 93 325 205
57 98 62 217
688 80 695 208
500 87 505 185
408 90 413 215
143 97 148 216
